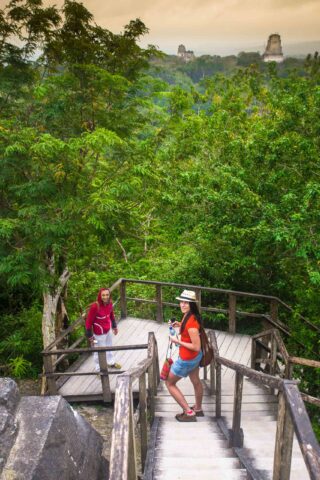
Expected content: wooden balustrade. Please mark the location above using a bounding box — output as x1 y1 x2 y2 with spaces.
251 328 320 406
208 329 320 480
114 278 319 340
42 344 148 398
42 279 318 383
109 332 159 480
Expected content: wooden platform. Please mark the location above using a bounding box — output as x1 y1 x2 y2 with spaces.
58 317 253 401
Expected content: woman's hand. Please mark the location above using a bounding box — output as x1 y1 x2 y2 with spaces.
112 327 118 335
170 321 181 328
170 335 180 345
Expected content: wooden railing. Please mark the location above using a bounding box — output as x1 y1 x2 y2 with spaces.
109 332 160 480
41 278 319 478
252 328 320 406
42 277 319 386
114 278 320 337
207 330 320 480
42 343 149 400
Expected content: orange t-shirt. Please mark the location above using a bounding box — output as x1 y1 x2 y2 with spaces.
179 314 200 360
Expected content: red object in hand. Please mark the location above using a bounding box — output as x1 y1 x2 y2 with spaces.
160 358 173 380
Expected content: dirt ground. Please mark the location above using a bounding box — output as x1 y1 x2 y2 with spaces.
16 378 42 396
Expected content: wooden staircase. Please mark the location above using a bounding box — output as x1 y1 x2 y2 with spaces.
143 328 311 480
152 417 247 480
152 380 247 480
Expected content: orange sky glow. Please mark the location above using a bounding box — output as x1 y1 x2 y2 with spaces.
1 0 319 55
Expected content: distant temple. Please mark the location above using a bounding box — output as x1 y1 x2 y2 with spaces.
177 44 195 62
263 34 284 63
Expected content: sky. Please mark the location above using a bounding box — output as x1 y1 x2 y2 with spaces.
1 0 320 56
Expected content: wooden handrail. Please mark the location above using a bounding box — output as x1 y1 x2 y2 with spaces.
44 278 124 353
218 357 320 479
252 328 320 400
120 278 319 339
109 332 160 480
208 329 320 480
289 356 320 368
44 277 319 358
42 344 148 355
282 382 320 480
44 316 85 352
122 278 280 300
276 298 320 333
121 277 319 332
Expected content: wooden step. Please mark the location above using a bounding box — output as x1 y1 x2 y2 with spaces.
153 468 248 480
155 446 236 458
155 456 241 470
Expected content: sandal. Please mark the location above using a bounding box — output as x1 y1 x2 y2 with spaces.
191 405 205 417
175 412 197 422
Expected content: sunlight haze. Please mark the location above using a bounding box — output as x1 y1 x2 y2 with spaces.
1 0 319 55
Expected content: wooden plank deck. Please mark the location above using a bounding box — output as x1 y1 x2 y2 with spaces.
58 316 310 479
58 317 252 400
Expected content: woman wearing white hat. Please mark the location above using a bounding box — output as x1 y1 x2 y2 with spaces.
166 289 203 422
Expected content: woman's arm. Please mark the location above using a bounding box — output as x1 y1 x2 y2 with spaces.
170 328 201 352
85 303 97 342
110 303 118 333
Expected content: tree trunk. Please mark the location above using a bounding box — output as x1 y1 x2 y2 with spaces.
42 268 70 349
41 263 70 394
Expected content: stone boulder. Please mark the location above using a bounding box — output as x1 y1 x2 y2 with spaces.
0 378 20 473
0 378 108 480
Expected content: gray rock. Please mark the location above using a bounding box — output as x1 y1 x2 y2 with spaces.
0 378 20 473
0 380 108 480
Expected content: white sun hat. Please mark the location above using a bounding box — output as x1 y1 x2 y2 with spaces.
176 289 197 302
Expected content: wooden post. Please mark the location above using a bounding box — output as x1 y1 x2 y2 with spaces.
230 371 244 447
196 288 202 315
139 373 147 471
147 363 155 425
270 332 277 376
109 376 132 480
128 392 138 480
273 390 294 480
215 363 221 418
43 355 58 395
210 358 216 395
228 294 236 334
155 339 160 385
153 354 158 394
251 338 257 370
98 351 112 403
147 333 155 424
284 360 294 379
270 299 279 323
120 280 127 319
155 284 163 323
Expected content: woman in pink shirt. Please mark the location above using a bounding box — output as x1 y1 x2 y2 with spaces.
85 288 121 371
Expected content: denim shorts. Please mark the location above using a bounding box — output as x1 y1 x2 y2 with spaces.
171 351 203 378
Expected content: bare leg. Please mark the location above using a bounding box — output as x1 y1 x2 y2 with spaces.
165 373 190 412
188 367 203 410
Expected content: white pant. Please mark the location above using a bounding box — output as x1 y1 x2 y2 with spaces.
93 330 115 370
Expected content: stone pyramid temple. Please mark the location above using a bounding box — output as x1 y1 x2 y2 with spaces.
263 34 284 63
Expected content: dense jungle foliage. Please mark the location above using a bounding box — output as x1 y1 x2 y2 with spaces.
0 0 319 433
